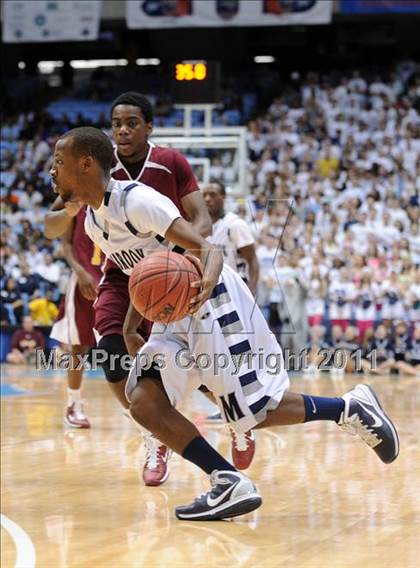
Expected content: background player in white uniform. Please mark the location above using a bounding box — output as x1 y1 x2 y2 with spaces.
203 180 259 295
50 126 399 522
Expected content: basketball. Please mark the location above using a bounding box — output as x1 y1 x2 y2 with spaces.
128 250 201 323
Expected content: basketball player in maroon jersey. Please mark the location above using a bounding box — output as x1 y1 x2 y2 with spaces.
49 206 104 428
45 92 256 485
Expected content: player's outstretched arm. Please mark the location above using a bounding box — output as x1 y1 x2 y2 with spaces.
61 221 97 301
123 303 146 356
44 196 83 239
181 192 212 238
165 218 223 314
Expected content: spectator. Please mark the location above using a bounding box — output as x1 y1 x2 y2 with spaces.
1 276 24 324
6 315 46 365
29 291 59 326
35 253 61 287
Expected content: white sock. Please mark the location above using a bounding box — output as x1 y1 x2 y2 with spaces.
67 388 81 406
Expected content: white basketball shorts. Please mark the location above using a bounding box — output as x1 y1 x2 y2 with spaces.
126 265 290 433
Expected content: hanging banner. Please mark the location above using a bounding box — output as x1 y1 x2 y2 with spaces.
125 0 332 29
341 0 420 13
2 0 102 43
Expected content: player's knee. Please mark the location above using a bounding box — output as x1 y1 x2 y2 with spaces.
96 334 129 383
130 378 168 430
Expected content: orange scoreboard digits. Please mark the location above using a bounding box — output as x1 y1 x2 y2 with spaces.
171 61 220 103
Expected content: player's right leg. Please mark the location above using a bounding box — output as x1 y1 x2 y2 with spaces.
94 269 171 486
254 386 399 464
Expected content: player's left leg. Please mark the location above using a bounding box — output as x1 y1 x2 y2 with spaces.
129 376 262 521
255 386 399 464
64 344 91 428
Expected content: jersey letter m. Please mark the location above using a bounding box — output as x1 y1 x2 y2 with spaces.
219 392 245 422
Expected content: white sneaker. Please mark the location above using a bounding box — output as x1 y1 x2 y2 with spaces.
175 470 262 521
142 430 172 486
338 383 399 464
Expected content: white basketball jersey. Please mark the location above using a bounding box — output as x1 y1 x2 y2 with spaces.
208 212 255 282
84 178 182 275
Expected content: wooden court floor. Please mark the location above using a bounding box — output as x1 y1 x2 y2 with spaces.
1 366 419 568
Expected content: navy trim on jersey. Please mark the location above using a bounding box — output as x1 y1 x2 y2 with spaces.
122 182 139 194
120 182 140 210
239 371 258 388
250 396 270 415
103 191 111 206
211 282 227 299
125 221 139 236
90 209 109 240
229 340 251 356
218 310 240 328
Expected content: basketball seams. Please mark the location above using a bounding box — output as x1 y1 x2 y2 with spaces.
129 251 200 322
130 269 182 313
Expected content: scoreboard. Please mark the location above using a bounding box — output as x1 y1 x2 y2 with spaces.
170 61 221 104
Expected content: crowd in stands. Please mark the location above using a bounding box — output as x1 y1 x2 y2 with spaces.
1 62 419 372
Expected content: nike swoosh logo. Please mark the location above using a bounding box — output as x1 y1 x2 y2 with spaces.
207 481 238 507
355 401 383 428
309 396 317 414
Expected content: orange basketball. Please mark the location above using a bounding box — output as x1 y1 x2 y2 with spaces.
128 250 201 323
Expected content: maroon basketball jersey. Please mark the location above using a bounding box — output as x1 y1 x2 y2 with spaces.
72 208 104 283
110 142 199 218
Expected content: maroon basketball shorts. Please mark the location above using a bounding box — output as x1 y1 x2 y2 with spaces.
93 268 151 342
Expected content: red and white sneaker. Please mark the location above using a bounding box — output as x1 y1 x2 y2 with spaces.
142 431 172 486
230 429 255 470
64 402 91 429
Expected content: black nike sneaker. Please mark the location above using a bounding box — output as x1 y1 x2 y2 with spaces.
339 383 399 464
175 470 262 521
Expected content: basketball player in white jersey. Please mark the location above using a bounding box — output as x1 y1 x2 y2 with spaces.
50 127 399 521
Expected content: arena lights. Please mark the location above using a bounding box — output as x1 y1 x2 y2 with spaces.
69 59 129 69
136 58 161 66
18 61 26 70
254 55 275 64
38 60 64 74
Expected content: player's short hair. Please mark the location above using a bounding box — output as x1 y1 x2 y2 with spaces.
209 178 226 196
110 92 154 123
60 127 113 173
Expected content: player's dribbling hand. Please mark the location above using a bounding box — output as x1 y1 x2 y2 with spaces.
64 200 83 218
76 270 98 301
186 253 220 315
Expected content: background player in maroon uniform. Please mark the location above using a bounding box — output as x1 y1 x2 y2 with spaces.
49 206 104 428
108 93 256 478
45 92 212 485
